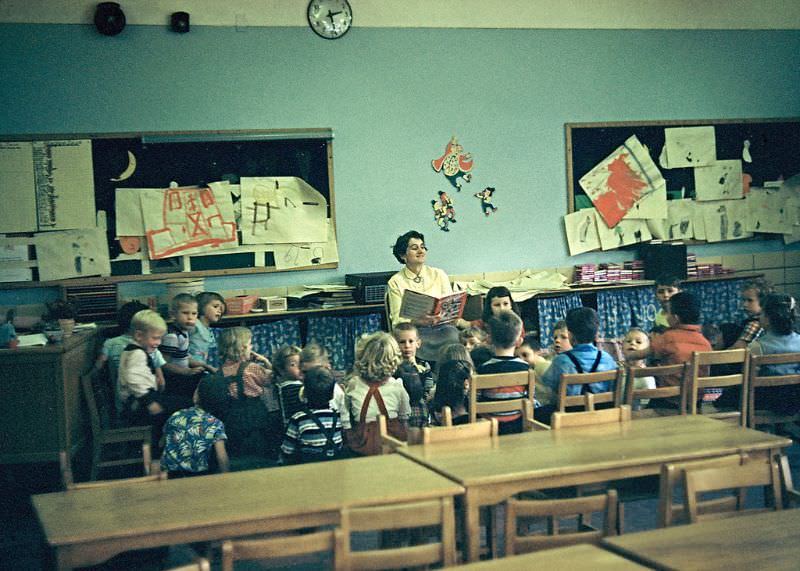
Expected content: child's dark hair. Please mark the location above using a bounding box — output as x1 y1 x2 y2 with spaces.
553 320 568 332
520 333 541 352
392 322 418 337
196 291 225 315
481 286 520 323
668 291 700 325
118 301 149 333
303 366 336 409
650 324 668 335
391 230 425 264
761 293 797 335
487 310 522 349
743 277 773 297
470 345 494 367
170 293 197 314
459 326 486 344
655 274 682 288
273 345 301 375
432 359 472 412
396 361 424 403
701 323 722 344
565 307 599 344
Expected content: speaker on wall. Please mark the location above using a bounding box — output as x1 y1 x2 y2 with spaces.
638 243 688 280
94 2 126 36
171 12 190 33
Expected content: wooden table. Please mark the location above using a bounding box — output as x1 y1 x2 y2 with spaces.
32 454 463 571
603 508 800 570
455 544 650 570
398 415 790 562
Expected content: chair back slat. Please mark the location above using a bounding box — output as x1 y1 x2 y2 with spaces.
625 363 689 415
422 417 498 445
222 529 345 571
748 352 800 429
689 349 749 426
557 367 624 412
551 405 631 430
469 369 534 424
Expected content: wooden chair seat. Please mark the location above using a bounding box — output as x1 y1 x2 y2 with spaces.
505 490 618 554
689 349 749 426
748 352 800 430
624 363 689 418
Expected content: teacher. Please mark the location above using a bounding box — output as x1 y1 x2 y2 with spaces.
387 230 460 362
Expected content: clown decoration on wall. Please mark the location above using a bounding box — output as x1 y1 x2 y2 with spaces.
432 136 473 191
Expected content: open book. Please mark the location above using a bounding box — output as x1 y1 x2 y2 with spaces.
399 290 467 324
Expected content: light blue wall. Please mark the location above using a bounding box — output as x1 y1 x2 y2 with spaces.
1 24 799 302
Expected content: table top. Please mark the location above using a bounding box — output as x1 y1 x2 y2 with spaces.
398 415 790 487
32 454 463 548
455 544 650 570
603 508 800 571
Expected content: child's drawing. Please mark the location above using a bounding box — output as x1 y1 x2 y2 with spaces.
474 187 498 216
35 226 111 281
432 137 473 191
564 209 601 256
745 187 791 234
141 185 238 259
666 199 694 241
596 215 652 251
240 177 327 245
272 220 339 270
663 126 716 168
579 135 665 229
694 160 743 201
701 199 752 242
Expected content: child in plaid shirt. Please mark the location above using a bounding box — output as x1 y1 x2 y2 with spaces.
395 361 428 442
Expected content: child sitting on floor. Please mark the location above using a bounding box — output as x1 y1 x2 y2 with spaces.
300 342 345 413
281 366 344 464
273 345 304 427
393 322 434 397
396 361 428 442
459 326 487 352
160 387 229 477
188 291 226 371
472 286 525 343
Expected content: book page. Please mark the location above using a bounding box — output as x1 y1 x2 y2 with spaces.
435 291 467 323
399 290 435 320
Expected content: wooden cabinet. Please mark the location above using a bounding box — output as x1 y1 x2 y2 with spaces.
0 330 96 464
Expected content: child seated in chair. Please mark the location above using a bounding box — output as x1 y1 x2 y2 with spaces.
538 307 618 423
281 367 345 464
516 333 552 408
160 387 230 477
430 359 472 426
621 327 656 409
475 311 529 434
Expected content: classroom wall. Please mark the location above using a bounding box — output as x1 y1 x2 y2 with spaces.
0 23 799 304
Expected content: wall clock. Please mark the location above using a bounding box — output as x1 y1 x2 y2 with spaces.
307 0 353 40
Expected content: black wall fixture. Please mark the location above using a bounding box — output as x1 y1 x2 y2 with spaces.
94 2 126 36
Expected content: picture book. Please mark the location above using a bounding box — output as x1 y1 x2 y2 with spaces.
399 290 467 324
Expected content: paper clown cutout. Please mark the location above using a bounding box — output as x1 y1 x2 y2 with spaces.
432 137 473 191
432 190 457 232
474 187 498 217
579 135 665 229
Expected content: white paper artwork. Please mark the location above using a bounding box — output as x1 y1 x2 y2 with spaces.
663 126 716 168
115 188 149 236
647 218 667 240
701 199 752 243
140 185 238 259
694 160 743 201
34 227 111 281
666 199 694 241
272 219 340 270
693 203 707 241
745 187 791 234
596 216 652 251
240 177 328 245
0 142 38 233
563 209 601 256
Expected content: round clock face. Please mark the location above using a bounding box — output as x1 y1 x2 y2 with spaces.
307 0 352 40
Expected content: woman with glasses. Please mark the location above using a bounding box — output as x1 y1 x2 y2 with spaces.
387 230 461 362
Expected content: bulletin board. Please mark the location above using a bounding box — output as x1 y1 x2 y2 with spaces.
0 129 338 287
566 118 800 212
562 118 800 253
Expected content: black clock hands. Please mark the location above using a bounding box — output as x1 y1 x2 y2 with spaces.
327 9 342 22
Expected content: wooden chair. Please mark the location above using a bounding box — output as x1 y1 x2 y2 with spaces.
81 368 153 480
340 498 457 570
422 416 499 444
221 529 345 571
60 451 166 490
469 369 535 424
748 352 800 430
658 451 782 527
504 490 618 555
688 349 749 426
550 405 631 430
165 558 211 571
557 368 624 412
624 363 689 418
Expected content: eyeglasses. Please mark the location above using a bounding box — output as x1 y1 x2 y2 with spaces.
407 244 427 252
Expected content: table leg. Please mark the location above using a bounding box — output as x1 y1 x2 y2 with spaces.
464 490 481 562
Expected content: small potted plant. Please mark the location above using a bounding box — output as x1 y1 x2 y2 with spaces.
44 300 77 338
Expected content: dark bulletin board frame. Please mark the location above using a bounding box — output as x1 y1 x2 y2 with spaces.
565 118 800 213
0 129 338 288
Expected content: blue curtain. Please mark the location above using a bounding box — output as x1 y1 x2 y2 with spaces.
683 279 745 325
596 286 659 338
307 312 384 371
211 318 302 363
537 294 583 348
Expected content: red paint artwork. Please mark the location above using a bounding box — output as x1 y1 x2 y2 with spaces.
591 154 648 228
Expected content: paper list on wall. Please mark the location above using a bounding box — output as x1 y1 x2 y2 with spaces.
32 140 96 231
0 142 38 233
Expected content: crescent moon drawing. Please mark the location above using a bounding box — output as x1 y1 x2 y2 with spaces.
110 150 137 182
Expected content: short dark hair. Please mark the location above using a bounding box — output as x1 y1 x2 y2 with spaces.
118 300 149 331
487 310 522 349
196 291 225 315
761 293 796 335
170 293 197 314
432 359 472 412
470 345 494 367
391 230 425 264
668 291 700 325
743 277 772 297
392 322 418 336
303 367 336 409
481 286 520 323
395 361 424 403
520 333 541 352
565 307 599 344
655 274 682 288
650 324 668 335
